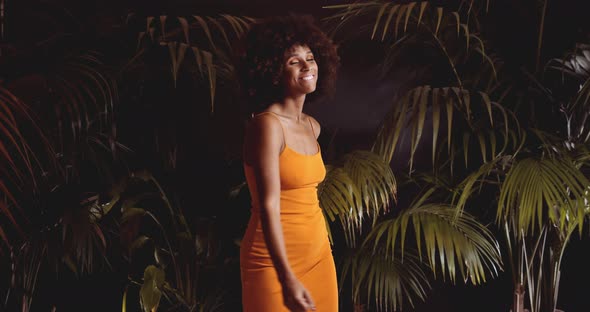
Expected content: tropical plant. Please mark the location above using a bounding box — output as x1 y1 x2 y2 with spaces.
0 0 251 310
106 170 239 312
321 0 590 311
4 0 590 311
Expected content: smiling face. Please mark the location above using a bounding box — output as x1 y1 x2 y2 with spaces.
280 44 318 98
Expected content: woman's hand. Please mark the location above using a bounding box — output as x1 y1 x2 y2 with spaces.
281 274 316 311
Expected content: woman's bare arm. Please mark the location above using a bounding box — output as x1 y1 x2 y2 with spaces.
245 115 316 311
245 115 293 280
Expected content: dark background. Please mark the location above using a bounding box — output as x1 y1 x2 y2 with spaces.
4 0 590 311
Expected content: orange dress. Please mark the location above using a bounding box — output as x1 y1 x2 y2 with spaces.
240 112 338 312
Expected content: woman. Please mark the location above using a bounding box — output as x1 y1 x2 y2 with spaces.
235 14 340 312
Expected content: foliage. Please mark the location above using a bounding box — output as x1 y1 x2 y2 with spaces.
0 1 249 310
2 0 590 311
322 0 590 311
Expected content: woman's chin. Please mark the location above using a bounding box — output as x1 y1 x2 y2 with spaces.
303 85 317 94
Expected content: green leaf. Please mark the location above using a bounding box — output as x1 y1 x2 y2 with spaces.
498 157 589 234
413 86 430 163
220 14 245 37
479 91 494 126
381 5 400 41
365 203 502 286
318 166 362 245
0 225 10 251
452 12 461 36
435 7 443 36
122 286 128 312
192 46 204 78
168 42 188 88
394 3 407 37
122 207 146 223
140 265 165 312
444 88 454 154
340 248 430 312
192 15 215 50
460 24 470 51
408 86 429 171
63 254 78 275
453 157 502 215
403 2 417 33
432 88 441 165
0 181 21 233
207 16 232 48
463 131 470 167
371 2 390 40
129 235 151 258
417 2 428 27
342 150 397 221
202 50 216 112
372 86 409 163
177 17 190 44
477 132 487 163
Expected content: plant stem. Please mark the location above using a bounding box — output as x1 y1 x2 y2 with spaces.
146 211 182 294
535 0 548 73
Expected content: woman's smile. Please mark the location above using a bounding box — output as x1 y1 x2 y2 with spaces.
282 44 318 96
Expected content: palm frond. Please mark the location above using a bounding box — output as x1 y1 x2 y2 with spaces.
135 14 252 51
323 0 487 41
320 151 397 246
339 247 430 312
322 0 497 74
0 87 53 186
453 156 505 215
497 157 590 234
0 87 58 240
364 202 502 285
130 14 251 112
547 43 590 82
372 86 513 170
318 165 363 246
458 0 491 15
49 51 117 151
342 150 397 222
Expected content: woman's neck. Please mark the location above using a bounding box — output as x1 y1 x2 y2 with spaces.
272 95 306 121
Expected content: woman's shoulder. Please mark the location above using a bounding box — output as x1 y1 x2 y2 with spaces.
246 112 284 138
304 114 321 138
249 112 282 127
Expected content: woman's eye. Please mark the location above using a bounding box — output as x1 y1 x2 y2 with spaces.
307 58 315 62
289 61 299 65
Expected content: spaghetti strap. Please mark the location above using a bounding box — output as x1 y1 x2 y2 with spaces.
254 111 286 143
308 117 316 138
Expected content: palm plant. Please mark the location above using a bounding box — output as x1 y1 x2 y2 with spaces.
313 1 506 310
0 0 251 310
321 0 590 311
104 170 239 312
5 1 589 311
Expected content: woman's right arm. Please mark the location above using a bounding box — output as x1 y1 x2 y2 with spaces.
244 115 316 311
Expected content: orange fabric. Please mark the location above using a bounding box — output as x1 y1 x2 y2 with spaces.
240 113 338 312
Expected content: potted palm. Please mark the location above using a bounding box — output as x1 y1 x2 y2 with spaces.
320 0 590 311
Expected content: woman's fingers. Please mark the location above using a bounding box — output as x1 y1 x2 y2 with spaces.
286 296 306 312
288 292 315 311
288 299 307 312
302 289 316 311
